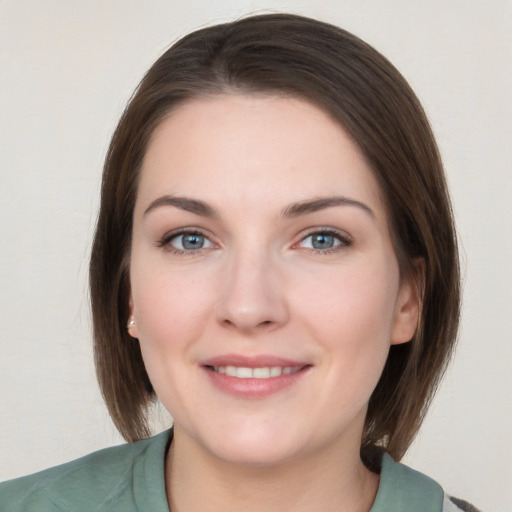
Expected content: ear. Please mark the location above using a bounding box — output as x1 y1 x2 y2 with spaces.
126 297 140 339
391 258 424 345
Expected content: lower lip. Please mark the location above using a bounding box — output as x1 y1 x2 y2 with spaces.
203 366 311 399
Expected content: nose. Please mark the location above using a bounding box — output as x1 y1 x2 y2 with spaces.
215 247 289 334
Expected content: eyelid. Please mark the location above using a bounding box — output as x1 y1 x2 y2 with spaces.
294 227 353 252
155 226 351 255
156 227 217 254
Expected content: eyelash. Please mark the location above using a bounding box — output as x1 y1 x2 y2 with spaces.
296 228 352 255
156 228 214 256
156 227 352 256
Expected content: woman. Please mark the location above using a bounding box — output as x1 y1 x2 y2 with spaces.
0 13 479 512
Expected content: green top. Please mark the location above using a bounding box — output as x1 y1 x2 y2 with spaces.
0 429 445 512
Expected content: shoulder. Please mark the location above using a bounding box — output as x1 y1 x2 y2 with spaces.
372 453 482 512
0 430 171 512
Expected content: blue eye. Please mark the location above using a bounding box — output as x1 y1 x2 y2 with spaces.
163 231 214 252
298 230 350 251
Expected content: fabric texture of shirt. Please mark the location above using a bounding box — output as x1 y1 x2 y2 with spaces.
0 429 479 512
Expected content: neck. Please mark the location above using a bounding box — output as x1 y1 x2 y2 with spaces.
165 426 379 512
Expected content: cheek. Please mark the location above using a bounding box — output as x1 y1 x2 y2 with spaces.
296 261 399 384
130 258 217 356
298 259 398 335
130 264 216 415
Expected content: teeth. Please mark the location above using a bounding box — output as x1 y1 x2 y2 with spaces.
225 366 237 377
270 367 282 377
212 366 301 378
236 367 253 378
253 367 270 378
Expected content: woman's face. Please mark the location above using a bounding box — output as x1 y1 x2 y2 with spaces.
129 94 419 466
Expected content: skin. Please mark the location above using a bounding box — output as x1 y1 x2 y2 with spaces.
128 94 420 512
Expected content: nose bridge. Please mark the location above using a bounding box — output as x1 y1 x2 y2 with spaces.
216 240 288 332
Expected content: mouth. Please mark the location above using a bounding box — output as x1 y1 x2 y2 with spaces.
201 355 311 399
206 365 304 379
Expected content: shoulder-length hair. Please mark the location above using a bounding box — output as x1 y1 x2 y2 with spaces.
90 13 460 460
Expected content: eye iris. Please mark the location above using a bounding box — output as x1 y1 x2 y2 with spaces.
182 234 204 249
312 233 335 249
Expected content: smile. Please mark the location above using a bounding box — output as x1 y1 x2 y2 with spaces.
209 366 302 378
202 356 311 399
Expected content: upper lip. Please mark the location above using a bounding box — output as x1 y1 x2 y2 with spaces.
201 353 310 368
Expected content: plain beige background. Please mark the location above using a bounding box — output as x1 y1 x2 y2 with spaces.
1 1 511 510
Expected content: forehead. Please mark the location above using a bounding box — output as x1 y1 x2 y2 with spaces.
136 94 386 221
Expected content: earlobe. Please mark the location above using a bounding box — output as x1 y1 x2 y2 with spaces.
126 299 139 339
391 259 424 345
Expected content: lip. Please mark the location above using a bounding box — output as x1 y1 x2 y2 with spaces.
201 353 312 399
202 354 309 368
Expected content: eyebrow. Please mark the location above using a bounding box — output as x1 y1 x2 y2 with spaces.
143 195 219 218
282 196 374 218
143 194 374 219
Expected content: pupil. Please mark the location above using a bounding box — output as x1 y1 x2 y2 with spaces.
183 234 204 249
312 234 334 249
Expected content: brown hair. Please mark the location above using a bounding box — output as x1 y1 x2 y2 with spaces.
89 13 460 460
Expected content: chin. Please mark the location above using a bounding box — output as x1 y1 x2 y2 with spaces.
187 419 307 468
